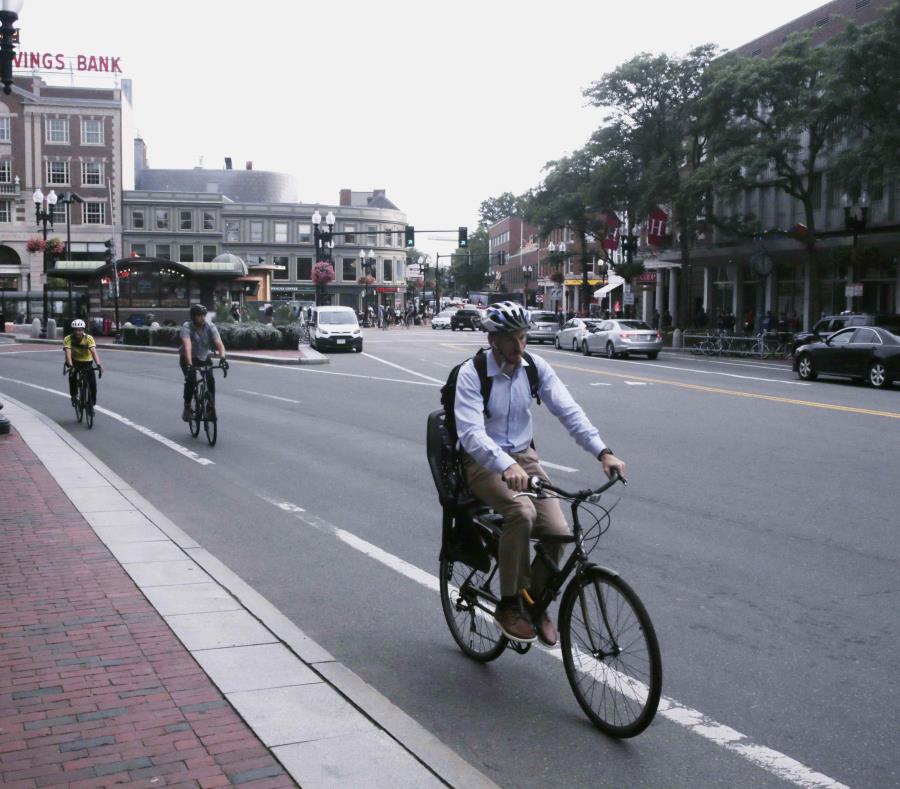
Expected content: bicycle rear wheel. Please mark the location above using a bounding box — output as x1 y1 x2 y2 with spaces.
203 394 217 446
440 557 508 662
559 568 661 738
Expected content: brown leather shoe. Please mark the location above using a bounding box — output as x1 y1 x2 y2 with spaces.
534 612 558 647
494 604 537 644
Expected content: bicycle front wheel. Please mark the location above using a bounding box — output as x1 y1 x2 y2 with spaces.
203 395 217 446
439 558 507 662
75 380 85 423
85 404 94 429
559 568 661 738
189 394 201 437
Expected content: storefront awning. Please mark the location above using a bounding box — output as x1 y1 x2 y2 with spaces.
49 256 249 279
594 274 625 299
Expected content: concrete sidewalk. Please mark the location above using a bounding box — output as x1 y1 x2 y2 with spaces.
0 333 328 366
0 397 496 789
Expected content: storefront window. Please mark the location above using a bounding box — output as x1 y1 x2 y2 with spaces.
383 259 393 282
297 257 312 280
100 267 190 309
273 255 290 280
343 258 356 281
160 268 189 307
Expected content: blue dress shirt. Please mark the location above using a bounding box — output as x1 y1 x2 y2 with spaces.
455 351 607 474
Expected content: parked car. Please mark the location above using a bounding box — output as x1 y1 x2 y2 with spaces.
431 308 457 330
583 320 663 359
791 312 900 354
555 318 603 351
309 305 363 352
451 308 483 331
794 326 900 388
527 311 561 344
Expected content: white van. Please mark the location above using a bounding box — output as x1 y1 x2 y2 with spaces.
309 305 362 352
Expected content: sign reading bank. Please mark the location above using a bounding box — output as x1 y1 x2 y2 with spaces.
14 51 122 73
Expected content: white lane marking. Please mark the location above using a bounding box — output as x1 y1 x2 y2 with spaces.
544 348 810 386
540 461 578 473
361 352 445 384
238 388 301 404
590 382 612 386
253 362 440 388
625 381 648 386
0 376 215 466
262 493 848 789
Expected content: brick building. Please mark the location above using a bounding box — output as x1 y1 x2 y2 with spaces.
0 76 132 324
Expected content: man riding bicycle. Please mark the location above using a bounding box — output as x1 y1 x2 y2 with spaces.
63 319 104 407
180 304 227 422
455 301 625 646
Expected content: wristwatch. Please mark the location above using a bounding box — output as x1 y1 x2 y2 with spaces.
598 448 614 461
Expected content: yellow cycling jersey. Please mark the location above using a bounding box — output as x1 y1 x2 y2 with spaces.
64 333 96 363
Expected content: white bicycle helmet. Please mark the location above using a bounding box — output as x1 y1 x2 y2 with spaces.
482 301 531 333
70 319 86 330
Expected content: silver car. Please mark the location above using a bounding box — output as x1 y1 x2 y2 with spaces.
555 318 604 351
527 311 562 344
583 319 663 359
431 308 457 330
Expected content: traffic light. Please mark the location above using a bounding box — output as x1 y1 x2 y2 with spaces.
104 239 115 265
458 226 468 248
404 226 415 248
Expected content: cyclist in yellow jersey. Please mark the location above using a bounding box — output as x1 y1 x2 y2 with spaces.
63 319 104 406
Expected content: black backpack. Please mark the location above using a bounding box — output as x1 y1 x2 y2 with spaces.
427 349 541 508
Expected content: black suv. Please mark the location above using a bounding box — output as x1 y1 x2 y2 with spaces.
451 308 483 331
792 313 900 353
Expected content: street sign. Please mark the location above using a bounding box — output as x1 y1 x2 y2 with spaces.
624 292 635 306
845 283 863 298
406 264 420 277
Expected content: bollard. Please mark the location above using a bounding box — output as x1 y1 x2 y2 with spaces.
46 318 57 340
31 318 41 338
672 328 683 349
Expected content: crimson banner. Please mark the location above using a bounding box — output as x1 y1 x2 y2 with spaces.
647 208 668 247
602 213 621 251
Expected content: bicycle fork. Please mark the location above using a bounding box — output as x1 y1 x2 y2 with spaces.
577 574 620 660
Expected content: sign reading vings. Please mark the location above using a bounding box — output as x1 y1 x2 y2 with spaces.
14 52 123 74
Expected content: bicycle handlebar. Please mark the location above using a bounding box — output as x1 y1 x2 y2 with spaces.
528 469 626 501
189 359 229 378
63 363 102 378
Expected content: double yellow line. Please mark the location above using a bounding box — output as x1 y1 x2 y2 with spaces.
551 360 900 420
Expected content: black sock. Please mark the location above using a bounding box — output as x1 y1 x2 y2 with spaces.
500 595 519 608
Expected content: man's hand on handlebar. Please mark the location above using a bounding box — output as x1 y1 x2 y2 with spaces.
600 453 626 482
501 462 530 493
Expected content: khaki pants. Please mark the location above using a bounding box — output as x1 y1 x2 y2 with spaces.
464 447 570 598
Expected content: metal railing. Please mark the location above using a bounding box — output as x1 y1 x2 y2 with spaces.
681 331 793 360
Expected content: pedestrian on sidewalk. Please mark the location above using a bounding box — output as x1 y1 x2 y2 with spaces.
63 319 104 407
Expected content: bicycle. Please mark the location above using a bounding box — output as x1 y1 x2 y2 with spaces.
438 467 662 738
63 363 101 429
187 358 228 446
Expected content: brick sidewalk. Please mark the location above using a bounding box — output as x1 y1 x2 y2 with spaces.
0 429 296 789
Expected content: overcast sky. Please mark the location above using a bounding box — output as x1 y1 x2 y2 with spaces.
34 0 826 259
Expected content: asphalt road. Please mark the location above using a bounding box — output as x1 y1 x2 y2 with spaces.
2 329 898 789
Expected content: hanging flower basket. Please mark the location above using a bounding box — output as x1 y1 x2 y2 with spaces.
550 270 565 284
312 261 335 285
47 238 65 256
27 237 46 253
357 274 375 286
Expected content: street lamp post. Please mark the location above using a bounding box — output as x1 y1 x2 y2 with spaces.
522 265 533 307
32 188 57 333
359 248 375 325
0 0 24 95
61 191 83 323
842 192 869 312
311 209 335 306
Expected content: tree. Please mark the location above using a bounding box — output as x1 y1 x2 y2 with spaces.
523 148 611 313
478 192 522 227
449 225 492 296
584 46 718 325
829 2 900 190
703 35 850 329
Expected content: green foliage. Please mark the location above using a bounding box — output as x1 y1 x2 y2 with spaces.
121 326 181 348
478 193 522 227
450 225 491 295
217 322 282 350
213 299 235 323
272 303 293 325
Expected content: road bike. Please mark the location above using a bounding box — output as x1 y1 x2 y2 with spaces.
187 358 228 446
63 363 101 429
437 462 662 737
